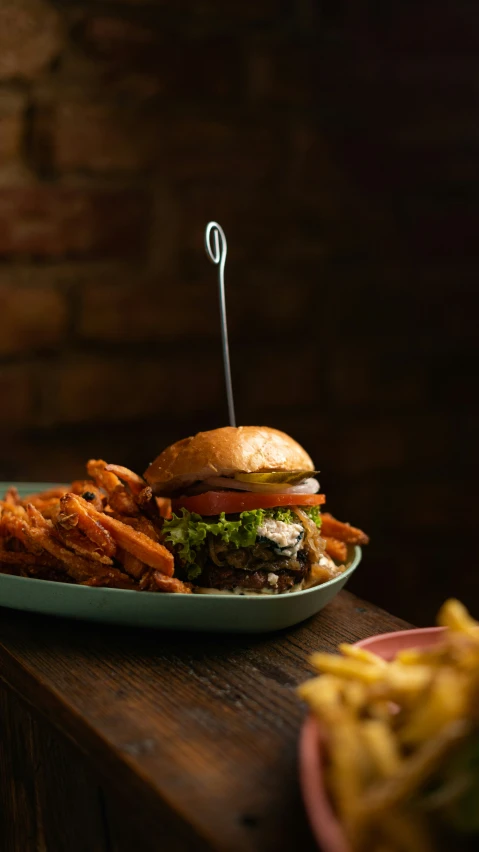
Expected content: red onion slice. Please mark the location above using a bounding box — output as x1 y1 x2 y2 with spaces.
203 476 320 494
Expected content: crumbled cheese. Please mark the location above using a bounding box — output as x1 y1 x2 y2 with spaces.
267 572 279 586
256 518 303 556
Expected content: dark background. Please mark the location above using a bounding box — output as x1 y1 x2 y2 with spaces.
0 0 477 624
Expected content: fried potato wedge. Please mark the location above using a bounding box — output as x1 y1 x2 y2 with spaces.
104 464 146 496
71 480 105 511
87 459 122 494
117 548 147 580
3 486 21 506
111 514 159 541
141 570 192 594
323 536 348 562
55 527 114 565
64 495 174 576
107 485 139 517
27 504 134 588
321 513 369 545
59 493 116 557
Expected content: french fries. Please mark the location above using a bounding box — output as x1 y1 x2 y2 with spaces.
3 486 21 506
87 460 139 516
104 464 146 496
298 599 479 852
89 459 162 522
145 571 192 594
323 536 348 563
70 480 105 511
118 514 160 541
321 513 370 546
105 464 161 523
108 485 140 517
64 494 174 576
59 493 117 556
119 550 146 580
26 504 126 586
315 513 368 568
0 460 187 594
54 527 115 565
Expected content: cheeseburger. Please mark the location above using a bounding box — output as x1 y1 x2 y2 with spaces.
145 426 368 595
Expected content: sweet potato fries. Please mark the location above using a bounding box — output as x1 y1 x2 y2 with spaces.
0 460 191 594
321 513 369 563
0 460 368 594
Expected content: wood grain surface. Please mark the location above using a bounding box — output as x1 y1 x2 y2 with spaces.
0 591 411 851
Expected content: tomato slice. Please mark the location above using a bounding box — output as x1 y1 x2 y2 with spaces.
171 491 326 516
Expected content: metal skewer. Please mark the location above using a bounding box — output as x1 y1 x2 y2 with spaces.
205 221 236 427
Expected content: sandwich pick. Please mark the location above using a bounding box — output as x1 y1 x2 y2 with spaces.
205 221 236 427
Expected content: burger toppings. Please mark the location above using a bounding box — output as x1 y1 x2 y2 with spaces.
256 516 304 557
292 506 326 565
171 491 326 516
234 471 320 485
162 504 324 585
203 475 321 494
162 508 261 579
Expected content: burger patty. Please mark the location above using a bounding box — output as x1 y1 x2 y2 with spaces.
199 561 309 592
196 547 309 592
208 539 306 572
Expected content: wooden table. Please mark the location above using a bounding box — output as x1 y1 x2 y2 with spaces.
0 591 409 852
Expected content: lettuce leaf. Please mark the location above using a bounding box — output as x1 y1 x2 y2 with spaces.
305 504 322 529
265 505 322 529
162 504 323 580
162 508 264 578
265 507 295 524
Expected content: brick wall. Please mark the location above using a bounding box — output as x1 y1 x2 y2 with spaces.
0 0 477 623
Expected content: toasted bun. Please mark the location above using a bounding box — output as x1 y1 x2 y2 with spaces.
144 426 314 495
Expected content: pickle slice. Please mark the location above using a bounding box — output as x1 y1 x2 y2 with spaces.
234 470 319 485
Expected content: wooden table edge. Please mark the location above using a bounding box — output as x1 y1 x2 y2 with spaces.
0 590 413 851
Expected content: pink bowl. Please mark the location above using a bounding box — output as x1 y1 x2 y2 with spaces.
300 716 351 852
355 626 445 660
299 626 446 851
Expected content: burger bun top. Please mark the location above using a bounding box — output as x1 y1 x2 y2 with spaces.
144 426 314 495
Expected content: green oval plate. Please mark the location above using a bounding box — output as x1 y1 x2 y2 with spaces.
0 483 362 633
